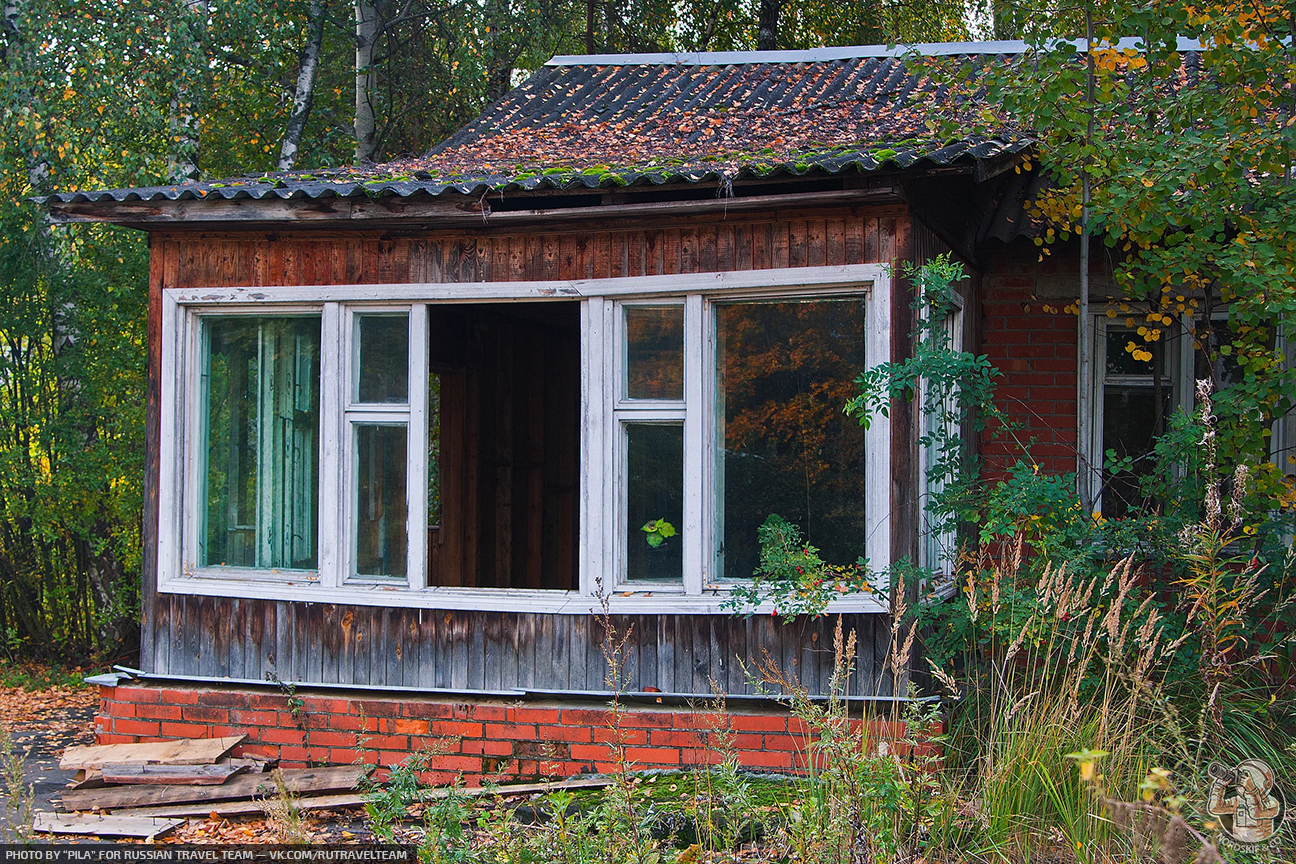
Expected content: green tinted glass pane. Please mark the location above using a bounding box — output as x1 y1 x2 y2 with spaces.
357 314 409 403
626 306 684 400
626 423 683 583
202 316 320 570
356 424 408 577
715 298 866 580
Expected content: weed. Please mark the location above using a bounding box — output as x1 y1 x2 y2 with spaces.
261 767 312 844
0 725 35 844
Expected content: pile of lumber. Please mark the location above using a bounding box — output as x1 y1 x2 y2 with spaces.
43 734 367 837
41 732 617 838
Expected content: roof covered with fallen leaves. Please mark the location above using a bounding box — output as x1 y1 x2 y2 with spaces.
46 41 1064 207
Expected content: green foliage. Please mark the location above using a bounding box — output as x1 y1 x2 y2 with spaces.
639 518 676 549
0 724 35 844
723 514 872 619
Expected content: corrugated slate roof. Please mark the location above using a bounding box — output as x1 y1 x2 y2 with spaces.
45 43 1061 208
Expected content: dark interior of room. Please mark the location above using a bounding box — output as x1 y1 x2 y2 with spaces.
429 301 580 590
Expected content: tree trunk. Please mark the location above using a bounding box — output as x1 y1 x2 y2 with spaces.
279 0 327 171
167 0 206 183
585 0 595 53
484 0 512 101
354 0 380 164
757 0 781 50
3 0 49 192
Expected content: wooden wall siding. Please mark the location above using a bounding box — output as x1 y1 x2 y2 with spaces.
147 593 893 697
143 206 914 697
152 208 907 289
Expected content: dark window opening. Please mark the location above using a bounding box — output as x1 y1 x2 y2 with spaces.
428 302 580 590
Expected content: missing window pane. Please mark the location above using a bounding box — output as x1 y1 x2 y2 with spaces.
625 423 683 583
356 424 408 577
715 298 867 581
625 306 684 400
202 316 320 570
356 314 409 404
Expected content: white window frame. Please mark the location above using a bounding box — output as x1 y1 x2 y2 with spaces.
158 264 892 614
916 293 964 592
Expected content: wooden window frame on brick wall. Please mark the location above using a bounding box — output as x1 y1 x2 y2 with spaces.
1083 307 1195 514
157 264 892 616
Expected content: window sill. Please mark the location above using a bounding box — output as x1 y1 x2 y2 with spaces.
158 575 889 615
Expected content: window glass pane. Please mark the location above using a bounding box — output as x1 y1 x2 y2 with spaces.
715 298 867 581
626 423 683 583
202 316 320 570
1105 328 1160 376
356 424 408 577
356 314 409 403
1102 386 1170 518
625 306 684 400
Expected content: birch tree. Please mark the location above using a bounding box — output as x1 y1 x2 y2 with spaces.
280 0 328 170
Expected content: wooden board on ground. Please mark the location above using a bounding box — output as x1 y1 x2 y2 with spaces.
33 811 184 838
60 765 365 812
101 762 249 785
221 756 275 772
60 735 246 771
110 776 614 819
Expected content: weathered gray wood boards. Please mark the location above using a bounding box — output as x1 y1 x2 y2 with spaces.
147 600 895 697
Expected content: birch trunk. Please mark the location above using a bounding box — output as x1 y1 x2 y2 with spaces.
354 0 380 164
279 0 328 171
167 0 206 183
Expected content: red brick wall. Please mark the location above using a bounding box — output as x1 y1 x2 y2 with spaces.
96 683 935 783
980 241 1097 478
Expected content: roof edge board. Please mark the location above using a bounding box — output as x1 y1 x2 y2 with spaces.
546 36 1208 66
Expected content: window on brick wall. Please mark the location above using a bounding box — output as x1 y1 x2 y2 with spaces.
1089 314 1193 517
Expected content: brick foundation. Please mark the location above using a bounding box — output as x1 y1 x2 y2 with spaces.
96 683 936 783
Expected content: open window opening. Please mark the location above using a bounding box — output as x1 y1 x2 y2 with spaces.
428 302 579 590
1092 315 1192 518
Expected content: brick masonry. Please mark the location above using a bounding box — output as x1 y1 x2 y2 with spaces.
979 241 1110 478
96 683 938 784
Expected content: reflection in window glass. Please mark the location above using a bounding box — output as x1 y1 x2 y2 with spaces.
715 298 867 581
625 306 684 400
202 316 320 570
626 424 683 583
356 314 409 404
356 425 408 577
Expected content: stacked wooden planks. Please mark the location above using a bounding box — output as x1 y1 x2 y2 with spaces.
42 734 364 836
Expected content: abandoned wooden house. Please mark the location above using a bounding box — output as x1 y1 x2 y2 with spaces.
44 40 1191 778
